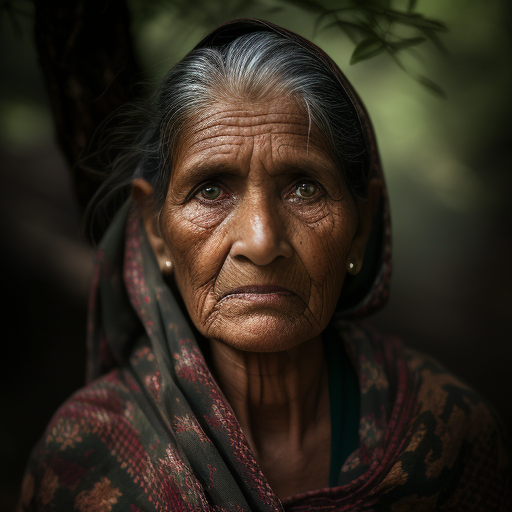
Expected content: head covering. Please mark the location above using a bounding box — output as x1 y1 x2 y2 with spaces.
19 19 510 512
87 16 394 382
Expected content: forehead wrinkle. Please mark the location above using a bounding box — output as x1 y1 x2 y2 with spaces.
248 132 272 179
173 97 335 186
185 138 244 154
172 140 241 177
274 139 335 168
197 100 308 121
178 130 311 162
177 99 312 159
189 122 311 142
186 104 310 137
206 110 307 124
273 141 342 188
173 149 244 184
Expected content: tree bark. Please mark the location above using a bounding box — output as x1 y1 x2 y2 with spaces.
33 0 142 219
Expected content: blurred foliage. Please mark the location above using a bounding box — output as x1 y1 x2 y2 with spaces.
287 0 447 94
128 0 447 93
1 0 447 94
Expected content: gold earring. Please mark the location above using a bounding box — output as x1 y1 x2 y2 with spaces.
165 261 172 268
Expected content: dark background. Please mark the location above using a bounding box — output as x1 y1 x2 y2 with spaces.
1 0 511 509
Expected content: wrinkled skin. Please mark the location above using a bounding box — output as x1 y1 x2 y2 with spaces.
133 96 380 497
136 97 376 352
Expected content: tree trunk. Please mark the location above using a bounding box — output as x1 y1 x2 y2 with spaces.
33 0 142 223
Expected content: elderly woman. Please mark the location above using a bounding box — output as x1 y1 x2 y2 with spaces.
19 19 510 511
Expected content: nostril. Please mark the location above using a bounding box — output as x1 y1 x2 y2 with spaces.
233 254 252 264
230 236 293 267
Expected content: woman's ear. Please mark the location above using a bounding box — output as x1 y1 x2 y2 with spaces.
132 178 173 274
347 177 382 275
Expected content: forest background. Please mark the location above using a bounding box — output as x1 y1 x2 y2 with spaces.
1 0 511 509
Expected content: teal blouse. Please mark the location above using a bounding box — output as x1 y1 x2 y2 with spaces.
324 328 361 487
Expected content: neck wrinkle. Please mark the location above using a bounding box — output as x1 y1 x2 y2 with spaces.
208 335 329 457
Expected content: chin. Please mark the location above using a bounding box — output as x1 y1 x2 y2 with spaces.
204 313 322 353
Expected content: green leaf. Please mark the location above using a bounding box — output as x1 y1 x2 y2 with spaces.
372 8 448 32
321 18 373 42
418 27 448 54
350 36 386 64
323 18 373 34
313 9 336 37
388 36 426 52
399 15 447 32
415 74 446 97
313 8 336 32
388 52 446 97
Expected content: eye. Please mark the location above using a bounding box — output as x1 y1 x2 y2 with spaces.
295 181 317 198
199 184 222 200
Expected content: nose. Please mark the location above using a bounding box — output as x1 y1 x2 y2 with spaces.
230 195 293 266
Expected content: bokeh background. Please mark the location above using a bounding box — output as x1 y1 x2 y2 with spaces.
1 0 511 509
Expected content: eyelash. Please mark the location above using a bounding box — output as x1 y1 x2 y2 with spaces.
193 182 230 204
286 180 322 201
192 179 323 203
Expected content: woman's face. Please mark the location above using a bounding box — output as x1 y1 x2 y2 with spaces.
142 97 371 352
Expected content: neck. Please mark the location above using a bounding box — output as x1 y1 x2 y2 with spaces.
208 335 329 457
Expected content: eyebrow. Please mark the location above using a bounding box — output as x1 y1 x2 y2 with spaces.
171 153 343 195
277 161 341 181
172 162 242 191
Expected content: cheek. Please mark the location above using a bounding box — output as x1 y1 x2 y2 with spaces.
159 205 229 316
294 202 357 309
179 199 232 230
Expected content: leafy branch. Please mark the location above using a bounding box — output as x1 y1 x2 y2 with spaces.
127 0 448 95
280 0 448 95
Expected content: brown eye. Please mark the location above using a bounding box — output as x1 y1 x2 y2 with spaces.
295 182 317 198
200 184 222 200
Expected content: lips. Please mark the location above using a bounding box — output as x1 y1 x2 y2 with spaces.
220 285 295 300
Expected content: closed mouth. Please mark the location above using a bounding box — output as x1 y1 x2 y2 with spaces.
220 285 295 300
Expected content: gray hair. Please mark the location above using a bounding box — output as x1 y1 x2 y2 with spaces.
107 31 368 215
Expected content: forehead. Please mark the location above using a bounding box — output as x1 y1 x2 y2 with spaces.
187 97 310 135
171 97 336 174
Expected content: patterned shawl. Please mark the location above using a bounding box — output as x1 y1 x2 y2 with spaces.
19 19 510 512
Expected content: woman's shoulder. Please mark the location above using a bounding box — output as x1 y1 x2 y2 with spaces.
17 369 157 512
336 320 509 442
342 320 507 439
336 320 511 510
33 368 140 447
404 347 509 449
381 345 511 510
